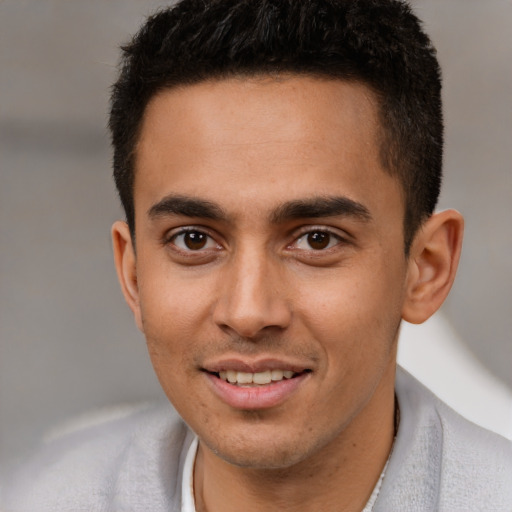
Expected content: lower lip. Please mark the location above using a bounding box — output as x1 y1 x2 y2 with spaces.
205 372 310 410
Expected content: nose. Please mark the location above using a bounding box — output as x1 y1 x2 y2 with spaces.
212 248 292 339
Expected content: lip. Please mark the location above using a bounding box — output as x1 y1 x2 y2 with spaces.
203 370 310 411
201 356 313 410
202 357 310 374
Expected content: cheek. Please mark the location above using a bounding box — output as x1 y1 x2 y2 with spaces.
135 268 219 378
296 257 405 351
137 291 196 387
138 268 213 335
138 287 204 410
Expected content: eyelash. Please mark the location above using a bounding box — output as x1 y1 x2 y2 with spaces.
289 226 347 252
164 226 348 255
164 227 221 253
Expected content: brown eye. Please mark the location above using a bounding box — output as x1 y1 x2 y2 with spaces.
184 231 207 250
294 230 341 251
307 231 331 250
171 230 218 251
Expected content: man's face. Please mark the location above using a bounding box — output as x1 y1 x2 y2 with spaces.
129 76 409 469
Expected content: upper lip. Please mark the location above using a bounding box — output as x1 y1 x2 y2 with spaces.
202 357 313 374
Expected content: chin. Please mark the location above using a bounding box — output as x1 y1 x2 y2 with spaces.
202 426 326 470
217 445 306 470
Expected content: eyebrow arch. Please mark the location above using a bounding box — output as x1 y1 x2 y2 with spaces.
147 194 227 221
270 196 372 223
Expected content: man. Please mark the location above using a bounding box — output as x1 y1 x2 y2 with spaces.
2 0 511 510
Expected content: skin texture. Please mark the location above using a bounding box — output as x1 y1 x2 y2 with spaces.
112 76 463 511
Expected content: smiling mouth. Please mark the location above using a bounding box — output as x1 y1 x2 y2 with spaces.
208 369 311 387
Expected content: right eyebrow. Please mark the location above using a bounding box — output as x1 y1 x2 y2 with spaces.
147 194 227 221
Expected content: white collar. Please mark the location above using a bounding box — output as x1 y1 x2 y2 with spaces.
181 436 198 512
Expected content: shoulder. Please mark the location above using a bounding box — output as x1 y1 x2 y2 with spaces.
1 402 193 512
397 366 512 462
422 379 512 509
380 367 512 511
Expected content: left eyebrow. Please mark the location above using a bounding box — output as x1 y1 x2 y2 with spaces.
270 196 372 224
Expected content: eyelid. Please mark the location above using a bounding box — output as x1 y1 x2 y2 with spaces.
163 225 223 250
289 225 350 246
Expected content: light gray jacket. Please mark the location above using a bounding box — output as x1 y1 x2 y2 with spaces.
2 368 511 511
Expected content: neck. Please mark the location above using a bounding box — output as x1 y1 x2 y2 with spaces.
193 367 397 512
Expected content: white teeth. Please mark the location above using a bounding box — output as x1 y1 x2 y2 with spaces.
271 369 284 381
217 369 298 385
253 370 272 385
237 372 253 384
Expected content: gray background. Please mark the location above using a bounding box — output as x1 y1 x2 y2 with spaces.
1 0 511 467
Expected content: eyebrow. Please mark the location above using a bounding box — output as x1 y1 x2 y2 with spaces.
148 194 227 221
270 196 372 224
147 194 371 224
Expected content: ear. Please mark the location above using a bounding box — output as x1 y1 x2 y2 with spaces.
112 221 144 332
402 209 464 324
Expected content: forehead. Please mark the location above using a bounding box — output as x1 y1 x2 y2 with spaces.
134 76 402 221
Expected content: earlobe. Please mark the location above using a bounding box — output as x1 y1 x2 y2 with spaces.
402 210 464 324
111 221 144 332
